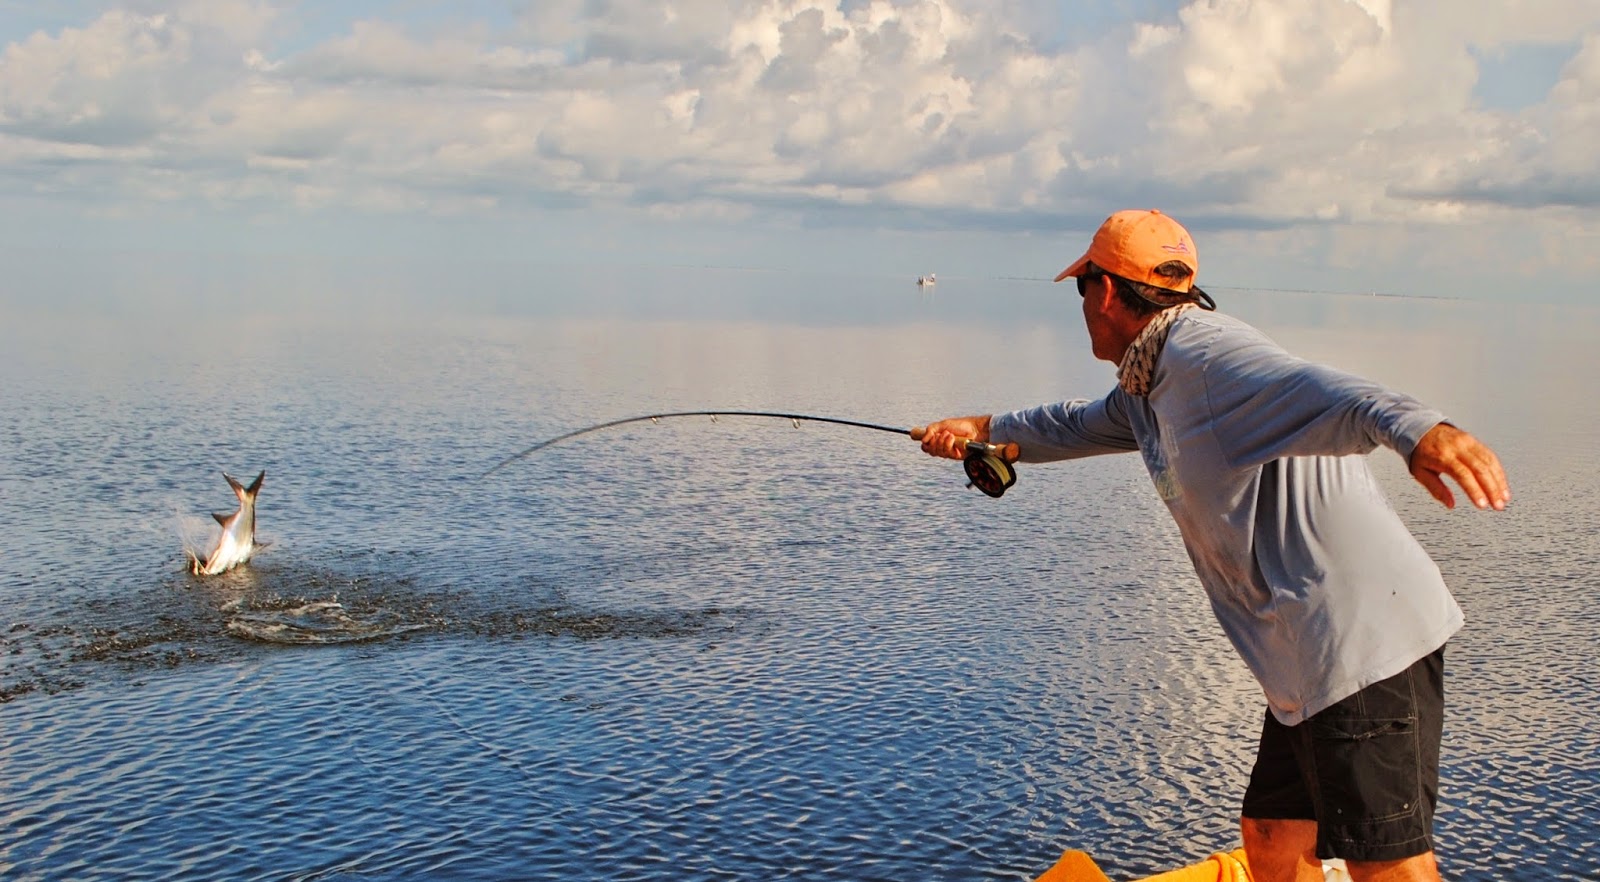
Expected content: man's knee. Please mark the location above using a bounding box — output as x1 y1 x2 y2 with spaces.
1241 817 1320 882
1242 817 1316 846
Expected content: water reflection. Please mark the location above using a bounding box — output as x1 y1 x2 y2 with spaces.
1 274 1597 881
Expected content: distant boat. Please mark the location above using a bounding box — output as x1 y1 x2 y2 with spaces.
917 273 937 286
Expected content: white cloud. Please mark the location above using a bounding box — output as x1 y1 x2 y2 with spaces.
0 1 1080 214
0 0 1597 298
0 10 198 146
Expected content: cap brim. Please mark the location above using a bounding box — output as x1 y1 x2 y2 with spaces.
1053 253 1092 283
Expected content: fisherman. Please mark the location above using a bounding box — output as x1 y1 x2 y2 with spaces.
916 210 1510 882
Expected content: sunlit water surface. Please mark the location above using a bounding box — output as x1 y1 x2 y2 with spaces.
2 268 1597 881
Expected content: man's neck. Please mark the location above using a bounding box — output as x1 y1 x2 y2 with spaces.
1108 313 1157 364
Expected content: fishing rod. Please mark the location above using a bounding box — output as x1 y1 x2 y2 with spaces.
484 410 1021 497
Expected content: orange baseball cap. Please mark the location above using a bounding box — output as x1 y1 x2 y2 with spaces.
1054 209 1198 293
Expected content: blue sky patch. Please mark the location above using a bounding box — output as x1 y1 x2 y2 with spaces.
1470 41 1579 111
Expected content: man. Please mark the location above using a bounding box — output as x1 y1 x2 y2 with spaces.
917 209 1510 882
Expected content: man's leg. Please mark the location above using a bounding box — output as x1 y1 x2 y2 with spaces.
1242 819 1443 882
1241 817 1320 882
1241 707 1322 882
1241 649 1446 882
1280 648 1447 881
1235 819 1440 877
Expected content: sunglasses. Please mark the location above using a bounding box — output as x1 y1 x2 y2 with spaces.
1075 271 1105 298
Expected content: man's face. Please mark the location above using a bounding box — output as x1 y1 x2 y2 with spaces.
1077 273 1119 363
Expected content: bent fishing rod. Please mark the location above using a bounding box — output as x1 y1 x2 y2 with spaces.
484 410 1021 497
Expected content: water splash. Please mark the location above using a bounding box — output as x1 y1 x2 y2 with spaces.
226 599 429 645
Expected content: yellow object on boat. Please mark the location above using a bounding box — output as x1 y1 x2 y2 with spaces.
1033 848 1252 882
1033 847 1352 882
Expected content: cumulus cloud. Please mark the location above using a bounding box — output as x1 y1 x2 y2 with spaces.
0 0 1597 246
0 9 232 147
1391 32 1600 209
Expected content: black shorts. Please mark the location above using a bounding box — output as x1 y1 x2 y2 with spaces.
1241 646 1445 863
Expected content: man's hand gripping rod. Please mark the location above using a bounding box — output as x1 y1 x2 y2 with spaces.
909 427 1020 498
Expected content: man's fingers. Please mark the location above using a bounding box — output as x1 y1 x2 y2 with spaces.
919 429 964 460
1412 466 1457 510
1450 464 1490 510
1443 446 1509 510
1476 450 1511 509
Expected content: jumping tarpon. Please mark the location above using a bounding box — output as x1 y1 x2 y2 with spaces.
188 471 265 576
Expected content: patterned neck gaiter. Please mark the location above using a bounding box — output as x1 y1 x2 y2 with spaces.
1117 303 1196 397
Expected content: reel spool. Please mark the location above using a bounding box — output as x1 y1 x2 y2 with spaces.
963 448 1017 498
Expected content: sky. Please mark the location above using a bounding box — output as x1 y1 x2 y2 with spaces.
1 0 1598 311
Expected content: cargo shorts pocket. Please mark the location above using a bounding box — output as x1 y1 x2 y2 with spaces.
1307 709 1422 824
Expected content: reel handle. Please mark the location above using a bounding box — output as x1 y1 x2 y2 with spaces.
908 426 1020 463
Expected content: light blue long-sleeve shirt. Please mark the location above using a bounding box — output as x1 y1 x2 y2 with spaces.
990 310 1462 725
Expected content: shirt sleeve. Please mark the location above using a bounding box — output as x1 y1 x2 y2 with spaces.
1199 332 1447 468
988 392 1141 463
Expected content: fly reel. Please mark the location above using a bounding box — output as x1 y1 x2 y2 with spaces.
963 447 1018 498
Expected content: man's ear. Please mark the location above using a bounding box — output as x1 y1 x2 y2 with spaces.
1092 274 1117 309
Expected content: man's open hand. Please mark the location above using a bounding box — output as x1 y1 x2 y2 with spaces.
1409 423 1511 511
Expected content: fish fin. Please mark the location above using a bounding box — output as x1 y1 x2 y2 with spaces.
245 470 265 496
223 471 245 496
213 511 233 526
254 539 272 549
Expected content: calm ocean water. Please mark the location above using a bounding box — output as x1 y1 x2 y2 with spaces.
2 266 1597 880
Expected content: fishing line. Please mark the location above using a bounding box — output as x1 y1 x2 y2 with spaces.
484 410 1019 497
